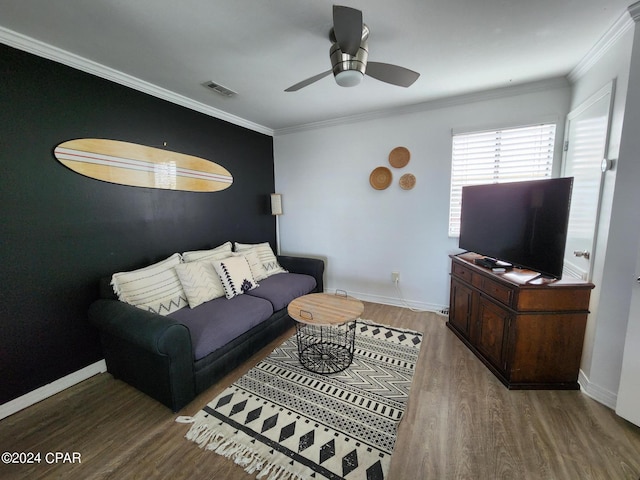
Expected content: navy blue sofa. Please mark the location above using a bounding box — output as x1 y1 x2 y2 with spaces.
88 255 324 411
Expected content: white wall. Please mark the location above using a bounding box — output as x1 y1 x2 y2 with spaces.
607 19 640 418
616 235 640 425
609 19 640 420
274 80 570 312
568 17 637 406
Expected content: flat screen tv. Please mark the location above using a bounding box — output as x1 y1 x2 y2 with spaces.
458 177 573 279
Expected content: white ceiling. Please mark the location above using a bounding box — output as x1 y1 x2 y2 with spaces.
0 0 634 133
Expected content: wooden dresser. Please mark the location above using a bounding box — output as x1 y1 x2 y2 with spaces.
447 252 594 389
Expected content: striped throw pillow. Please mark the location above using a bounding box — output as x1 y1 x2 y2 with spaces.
111 253 187 315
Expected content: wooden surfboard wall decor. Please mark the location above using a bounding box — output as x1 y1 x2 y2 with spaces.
53 138 233 192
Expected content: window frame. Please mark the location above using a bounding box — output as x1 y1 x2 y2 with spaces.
448 122 557 238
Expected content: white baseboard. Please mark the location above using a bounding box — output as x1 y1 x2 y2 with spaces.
0 360 107 421
325 288 449 315
578 369 617 409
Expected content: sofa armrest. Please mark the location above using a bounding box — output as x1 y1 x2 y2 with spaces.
278 255 325 293
88 299 189 353
88 299 195 411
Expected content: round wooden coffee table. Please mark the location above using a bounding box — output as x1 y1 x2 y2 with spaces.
288 292 364 374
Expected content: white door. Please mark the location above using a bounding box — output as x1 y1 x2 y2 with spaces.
561 82 615 281
616 243 640 427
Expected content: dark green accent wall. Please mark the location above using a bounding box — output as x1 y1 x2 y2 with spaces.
0 44 276 404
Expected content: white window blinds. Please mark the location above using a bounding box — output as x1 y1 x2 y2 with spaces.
448 123 556 237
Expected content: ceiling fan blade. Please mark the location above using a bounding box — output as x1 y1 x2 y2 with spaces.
284 70 332 92
365 62 420 87
333 5 363 56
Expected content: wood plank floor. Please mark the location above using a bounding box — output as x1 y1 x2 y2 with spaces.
1 302 639 479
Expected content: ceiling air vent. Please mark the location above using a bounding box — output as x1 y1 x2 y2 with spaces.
203 81 237 97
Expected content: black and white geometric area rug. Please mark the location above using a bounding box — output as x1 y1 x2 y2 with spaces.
177 321 423 480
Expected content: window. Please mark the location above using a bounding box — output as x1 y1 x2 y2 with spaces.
448 123 556 237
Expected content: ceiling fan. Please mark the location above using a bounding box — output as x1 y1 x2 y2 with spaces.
285 5 420 92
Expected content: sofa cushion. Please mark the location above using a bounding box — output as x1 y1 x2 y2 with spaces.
245 272 317 311
233 249 268 281
213 255 259 299
234 242 287 277
169 294 274 360
174 260 225 308
110 253 188 315
182 241 232 263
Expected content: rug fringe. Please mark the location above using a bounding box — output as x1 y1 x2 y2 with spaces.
185 421 308 480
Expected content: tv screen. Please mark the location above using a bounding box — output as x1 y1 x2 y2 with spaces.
459 177 573 279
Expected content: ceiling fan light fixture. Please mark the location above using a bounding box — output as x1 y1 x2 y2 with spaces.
284 7 420 92
335 70 364 87
329 34 368 88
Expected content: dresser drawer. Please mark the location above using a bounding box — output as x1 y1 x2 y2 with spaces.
479 277 513 307
452 263 474 283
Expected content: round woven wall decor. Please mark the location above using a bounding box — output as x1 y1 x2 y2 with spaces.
389 146 410 168
399 173 416 190
369 166 392 190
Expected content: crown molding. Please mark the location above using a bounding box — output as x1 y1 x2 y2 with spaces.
628 1 640 22
0 27 274 137
274 77 570 136
567 9 636 83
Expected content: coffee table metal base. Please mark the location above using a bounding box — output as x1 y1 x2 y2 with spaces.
295 321 356 374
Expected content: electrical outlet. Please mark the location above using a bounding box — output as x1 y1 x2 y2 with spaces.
391 271 400 283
